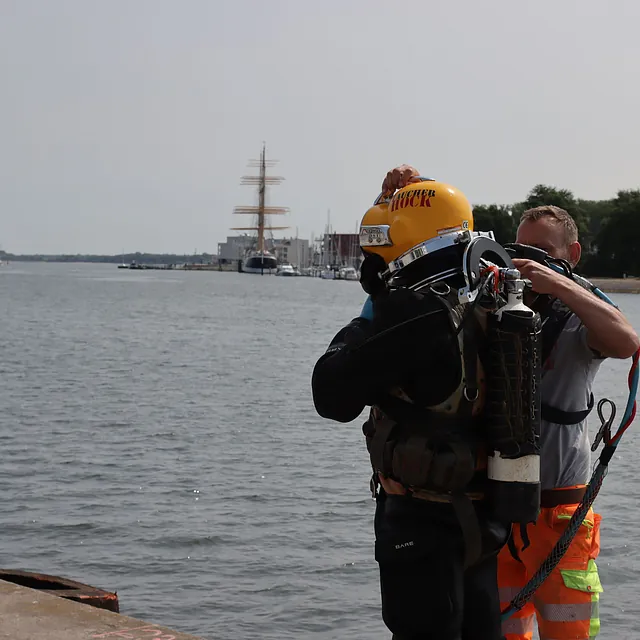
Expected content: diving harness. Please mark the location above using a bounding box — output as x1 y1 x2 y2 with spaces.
381 229 545 526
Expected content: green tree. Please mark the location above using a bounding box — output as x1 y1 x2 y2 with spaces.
521 184 578 212
578 198 615 239
590 190 640 277
472 204 517 244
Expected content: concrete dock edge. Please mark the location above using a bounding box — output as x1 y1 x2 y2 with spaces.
0 579 204 640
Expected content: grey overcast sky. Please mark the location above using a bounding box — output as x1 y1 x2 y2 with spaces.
1 0 639 254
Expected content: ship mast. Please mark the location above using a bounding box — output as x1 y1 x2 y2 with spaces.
231 143 289 255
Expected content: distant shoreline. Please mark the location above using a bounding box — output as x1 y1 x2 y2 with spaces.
0 254 213 266
3 259 640 294
589 278 640 294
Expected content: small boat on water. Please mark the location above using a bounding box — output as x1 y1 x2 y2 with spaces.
338 266 359 281
0 569 119 613
118 261 146 270
116 261 175 270
276 263 297 276
320 267 336 280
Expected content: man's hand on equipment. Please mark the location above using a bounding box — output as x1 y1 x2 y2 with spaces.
512 258 564 296
513 258 640 359
381 165 421 195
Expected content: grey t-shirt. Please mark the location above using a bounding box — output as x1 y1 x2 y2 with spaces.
539 313 605 491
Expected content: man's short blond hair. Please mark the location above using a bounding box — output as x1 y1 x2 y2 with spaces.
519 205 579 245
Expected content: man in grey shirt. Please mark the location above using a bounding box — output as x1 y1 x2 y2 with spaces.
498 205 639 640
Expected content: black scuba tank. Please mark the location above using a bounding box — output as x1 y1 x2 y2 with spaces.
484 268 542 524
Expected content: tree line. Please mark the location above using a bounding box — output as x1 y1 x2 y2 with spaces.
0 251 214 265
473 185 640 277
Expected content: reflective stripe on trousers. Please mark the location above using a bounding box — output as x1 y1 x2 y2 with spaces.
536 599 599 623
497 501 603 640
499 574 601 640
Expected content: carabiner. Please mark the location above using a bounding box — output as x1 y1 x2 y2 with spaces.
592 398 616 451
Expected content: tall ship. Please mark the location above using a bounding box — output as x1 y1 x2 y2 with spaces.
232 144 289 274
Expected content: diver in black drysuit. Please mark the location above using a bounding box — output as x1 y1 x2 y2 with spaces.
312 268 509 640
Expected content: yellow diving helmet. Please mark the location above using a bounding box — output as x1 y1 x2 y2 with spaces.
359 178 474 277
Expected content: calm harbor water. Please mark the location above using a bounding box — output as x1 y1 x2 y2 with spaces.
1 262 639 639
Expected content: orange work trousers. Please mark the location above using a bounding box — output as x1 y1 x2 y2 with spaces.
498 494 603 640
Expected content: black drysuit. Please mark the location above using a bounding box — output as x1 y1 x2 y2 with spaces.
311 289 508 640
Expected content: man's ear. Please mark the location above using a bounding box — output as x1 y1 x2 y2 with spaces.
569 241 582 267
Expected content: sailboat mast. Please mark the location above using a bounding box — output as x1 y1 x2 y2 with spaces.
257 143 266 253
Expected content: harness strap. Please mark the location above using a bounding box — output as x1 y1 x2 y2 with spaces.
447 441 482 569
538 298 594 425
506 522 534 563
540 485 587 508
519 523 531 552
461 318 479 416
443 441 476 490
539 298 573 368
507 529 523 563
541 392 595 425
368 417 395 472
451 492 483 569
